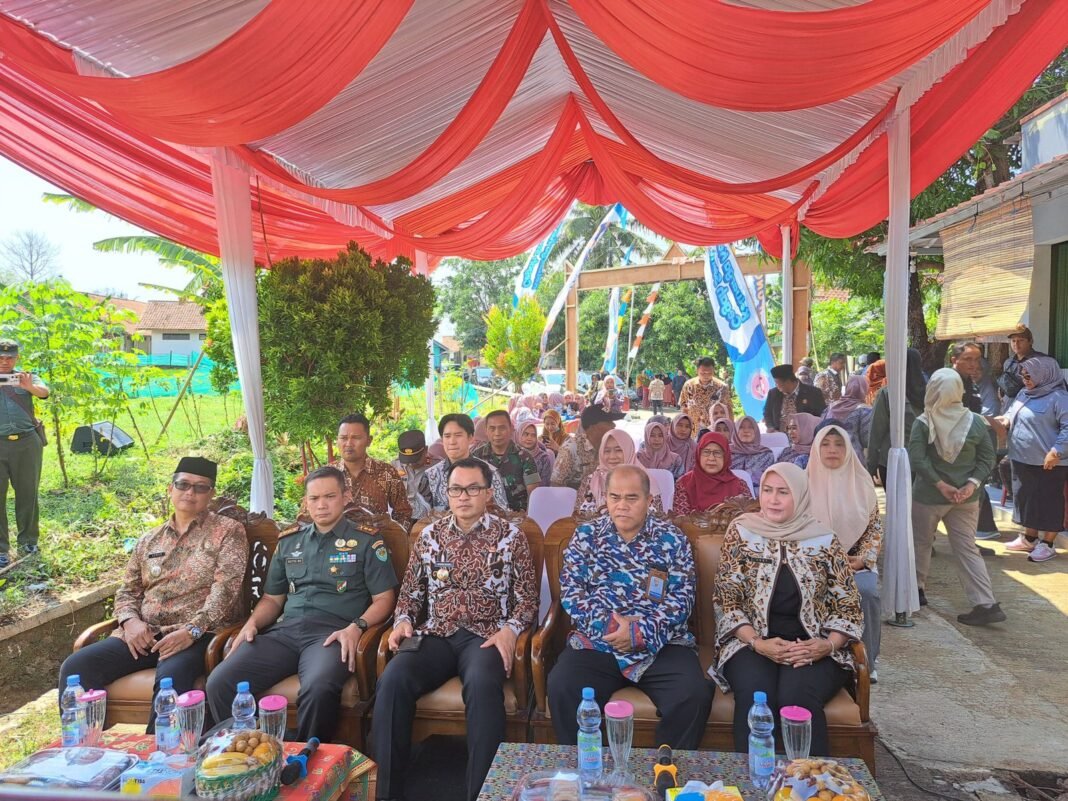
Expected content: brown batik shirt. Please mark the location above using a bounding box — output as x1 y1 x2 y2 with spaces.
678 376 733 431
298 458 413 527
113 511 248 636
394 512 538 640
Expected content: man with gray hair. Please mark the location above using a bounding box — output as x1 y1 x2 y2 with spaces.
548 465 711 750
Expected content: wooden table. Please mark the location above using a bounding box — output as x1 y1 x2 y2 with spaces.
478 743 884 801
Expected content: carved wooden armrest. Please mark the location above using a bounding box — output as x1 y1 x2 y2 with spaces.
511 625 535 704
354 619 392 701
376 626 396 678
850 640 870 722
205 622 246 673
73 619 119 651
531 602 566 715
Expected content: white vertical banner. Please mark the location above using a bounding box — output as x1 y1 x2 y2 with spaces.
210 149 274 517
780 225 793 365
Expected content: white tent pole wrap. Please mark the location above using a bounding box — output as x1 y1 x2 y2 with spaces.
780 224 793 364
210 149 274 517
416 250 439 445
882 109 919 625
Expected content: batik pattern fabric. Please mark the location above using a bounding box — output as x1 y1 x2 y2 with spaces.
814 369 844 404
711 521 863 691
550 428 598 489
420 457 509 512
561 514 696 681
394 512 538 639
471 442 540 511
775 447 810 469
732 450 775 488
671 480 752 516
574 472 665 517
297 457 413 526
113 511 248 636
849 508 883 573
678 377 732 432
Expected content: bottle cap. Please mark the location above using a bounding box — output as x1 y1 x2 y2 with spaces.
237 681 250 693
753 691 767 704
66 675 81 686
258 694 288 712
177 690 205 708
604 700 634 719
581 687 595 700
160 677 173 690
781 705 812 723
78 689 106 704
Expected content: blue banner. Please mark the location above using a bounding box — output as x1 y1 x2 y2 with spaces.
513 221 564 306
704 246 775 419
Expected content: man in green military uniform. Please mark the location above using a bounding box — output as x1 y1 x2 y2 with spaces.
206 465 397 741
0 339 49 568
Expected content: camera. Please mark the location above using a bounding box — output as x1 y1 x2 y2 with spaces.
0 374 20 386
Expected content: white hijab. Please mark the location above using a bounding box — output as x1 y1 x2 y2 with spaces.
807 425 878 551
918 369 973 463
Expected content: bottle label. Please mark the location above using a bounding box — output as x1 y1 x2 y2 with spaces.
61 721 81 748
751 747 775 775
577 732 602 773
156 721 179 753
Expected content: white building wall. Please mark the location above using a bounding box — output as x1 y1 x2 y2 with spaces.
1024 190 1068 353
148 330 205 363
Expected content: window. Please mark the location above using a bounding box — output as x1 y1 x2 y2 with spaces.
1050 241 1068 368
161 332 190 341
198 333 207 340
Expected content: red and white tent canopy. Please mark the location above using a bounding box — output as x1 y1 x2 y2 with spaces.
1 0 1064 264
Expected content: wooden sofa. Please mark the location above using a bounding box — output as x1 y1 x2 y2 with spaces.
529 501 877 772
72 498 279 729
367 511 543 745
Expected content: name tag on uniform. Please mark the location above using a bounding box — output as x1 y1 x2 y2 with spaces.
746 555 774 565
286 557 304 566
646 569 668 603
148 551 166 559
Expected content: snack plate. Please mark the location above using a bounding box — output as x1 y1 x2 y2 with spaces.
0 747 139 790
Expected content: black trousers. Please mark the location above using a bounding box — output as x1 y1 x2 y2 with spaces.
976 486 998 533
722 648 849 756
58 634 211 733
548 645 712 751
372 629 507 801
206 617 353 743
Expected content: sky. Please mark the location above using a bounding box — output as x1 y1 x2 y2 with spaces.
0 156 194 300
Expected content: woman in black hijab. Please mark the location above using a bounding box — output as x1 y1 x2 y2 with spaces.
866 348 927 486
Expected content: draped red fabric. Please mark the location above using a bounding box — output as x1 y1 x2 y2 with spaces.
565 0 991 111
0 1 412 146
803 0 1068 239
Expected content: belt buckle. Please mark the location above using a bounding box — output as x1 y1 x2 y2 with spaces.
6 435 18 441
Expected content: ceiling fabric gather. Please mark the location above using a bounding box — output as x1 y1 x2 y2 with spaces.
0 0 1064 266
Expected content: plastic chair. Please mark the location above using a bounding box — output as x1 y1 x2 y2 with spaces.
731 468 755 497
646 468 675 511
527 486 578 619
762 431 789 459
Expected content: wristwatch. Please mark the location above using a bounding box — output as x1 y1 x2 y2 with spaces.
353 618 368 632
186 624 203 641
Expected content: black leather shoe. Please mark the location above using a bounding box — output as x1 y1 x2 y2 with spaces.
957 603 1006 626
918 589 927 607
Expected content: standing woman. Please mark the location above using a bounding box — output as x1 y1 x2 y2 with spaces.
808 425 883 677
672 432 752 516
637 419 684 479
823 376 873 460
867 348 926 485
712 464 863 756
995 356 1068 562
776 413 819 469
668 414 698 473
730 416 775 488
516 419 554 486
575 430 664 516
865 360 887 406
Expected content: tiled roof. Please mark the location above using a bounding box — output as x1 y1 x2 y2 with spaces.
84 293 147 335
136 300 207 331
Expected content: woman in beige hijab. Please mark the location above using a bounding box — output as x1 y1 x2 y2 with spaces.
712 464 863 756
808 424 883 679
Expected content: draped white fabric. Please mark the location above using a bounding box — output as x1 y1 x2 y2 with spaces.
779 224 793 362
210 150 274 517
881 109 919 619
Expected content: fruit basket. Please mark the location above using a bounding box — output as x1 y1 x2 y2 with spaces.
195 729 283 801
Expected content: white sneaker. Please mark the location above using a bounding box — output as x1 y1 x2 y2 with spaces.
1028 542 1056 562
869 669 878 685
1004 535 1035 553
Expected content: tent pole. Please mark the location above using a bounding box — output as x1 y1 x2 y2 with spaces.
416 251 438 443
780 225 793 364
210 149 274 517
883 108 919 628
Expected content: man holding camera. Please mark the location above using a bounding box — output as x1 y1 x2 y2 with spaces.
0 339 49 568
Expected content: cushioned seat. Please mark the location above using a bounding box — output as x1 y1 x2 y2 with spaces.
411 676 519 715
263 674 361 708
106 670 206 700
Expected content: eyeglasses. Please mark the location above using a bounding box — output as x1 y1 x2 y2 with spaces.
173 480 214 494
446 485 488 498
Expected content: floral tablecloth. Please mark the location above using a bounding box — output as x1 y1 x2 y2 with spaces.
46 732 376 801
478 743 883 801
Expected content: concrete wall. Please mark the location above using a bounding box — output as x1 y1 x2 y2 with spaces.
146 330 205 361
1024 190 1068 353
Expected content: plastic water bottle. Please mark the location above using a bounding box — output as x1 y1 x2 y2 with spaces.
576 687 603 783
748 691 776 789
153 677 180 754
232 681 257 731
60 674 86 747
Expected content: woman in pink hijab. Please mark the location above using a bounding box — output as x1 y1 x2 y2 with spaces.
667 414 698 473
575 429 664 516
775 413 820 469
637 419 684 479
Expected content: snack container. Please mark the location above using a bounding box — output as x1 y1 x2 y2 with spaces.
0 748 137 791
510 770 656 801
194 727 283 801
767 758 871 801
116 754 196 797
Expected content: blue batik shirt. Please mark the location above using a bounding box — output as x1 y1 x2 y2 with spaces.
561 513 696 681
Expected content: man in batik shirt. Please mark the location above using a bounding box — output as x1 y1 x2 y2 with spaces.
814 353 848 404
373 457 538 801
299 413 412 528
550 405 623 490
678 357 732 431
548 465 711 750
419 414 508 512
58 457 248 732
472 410 540 511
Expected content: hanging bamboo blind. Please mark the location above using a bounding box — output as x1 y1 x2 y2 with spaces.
936 199 1034 339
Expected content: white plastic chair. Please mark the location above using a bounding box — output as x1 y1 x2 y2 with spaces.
762 431 789 460
731 468 755 497
646 468 675 512
526 486 577 620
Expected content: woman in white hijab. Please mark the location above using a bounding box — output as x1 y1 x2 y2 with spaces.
712 463 863 756
808 423 883 678
908 368 1003 626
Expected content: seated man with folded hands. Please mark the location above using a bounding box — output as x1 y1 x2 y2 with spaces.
548 464 712 749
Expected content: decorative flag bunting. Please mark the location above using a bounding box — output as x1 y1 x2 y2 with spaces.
512 212 567 306
602 288 633 374
704 245 775 419
539 203 626 366
627 284 661 361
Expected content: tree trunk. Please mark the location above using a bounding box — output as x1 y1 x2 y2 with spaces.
906 269 949 373
51 409 68 488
